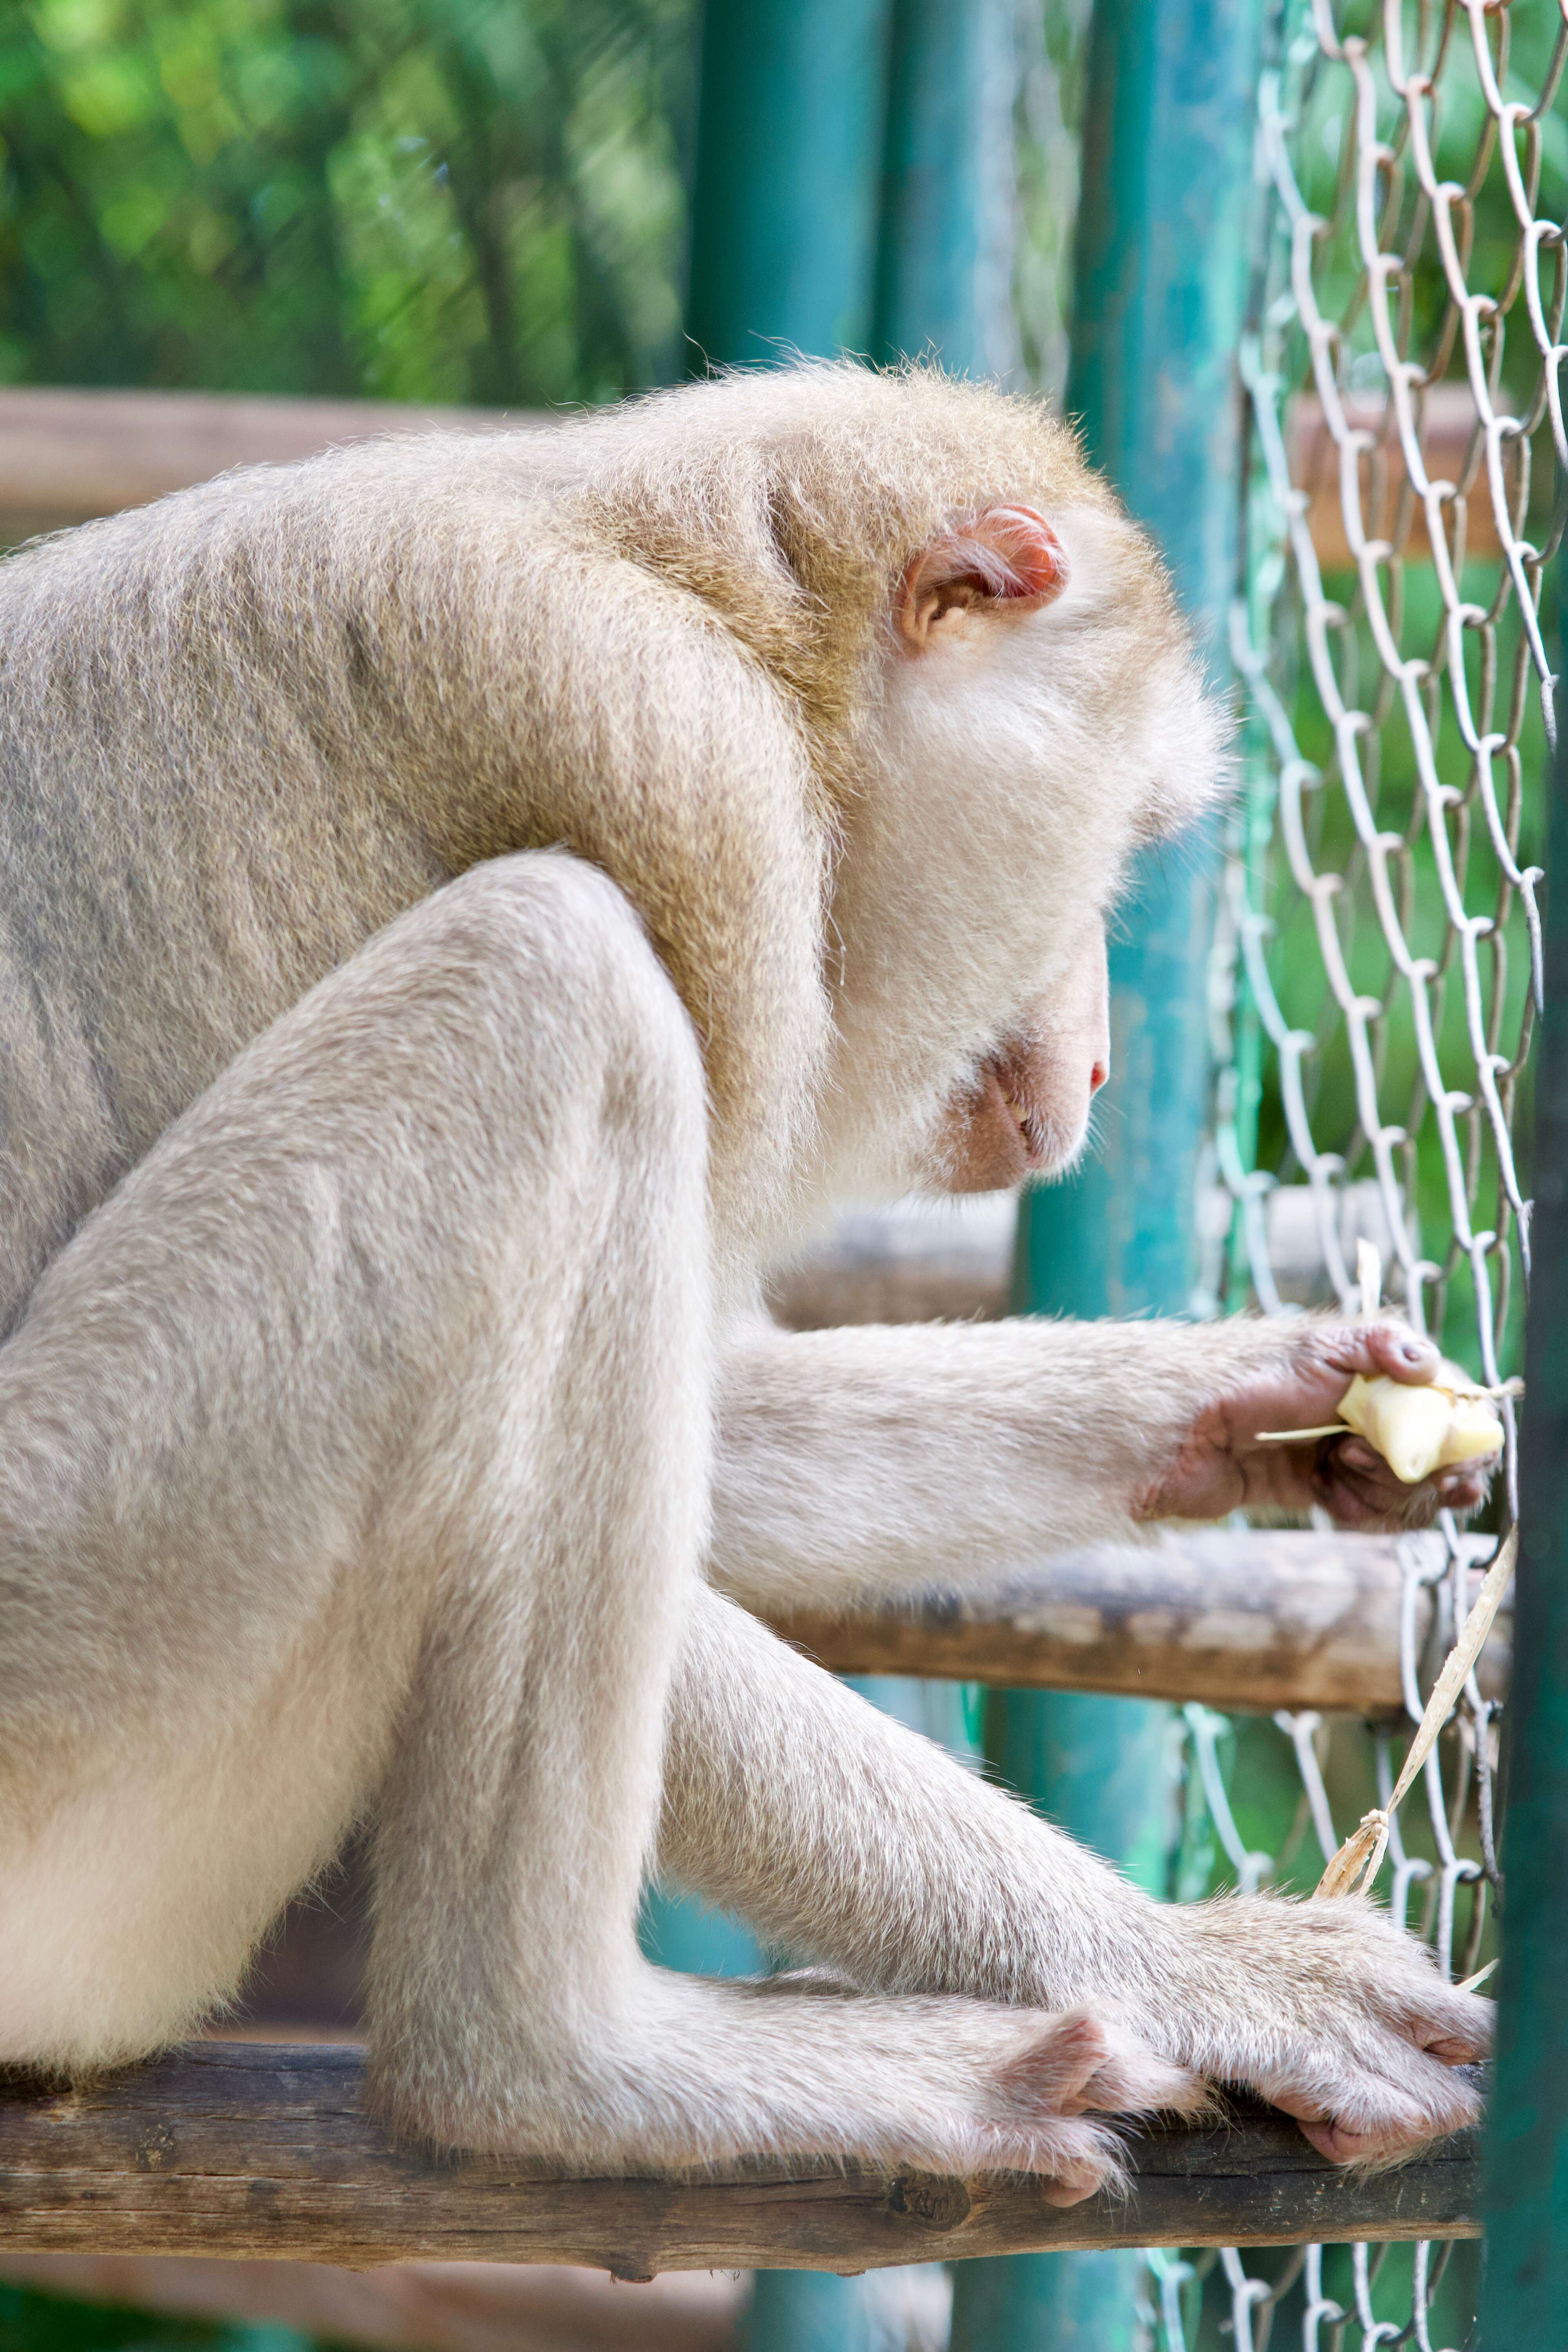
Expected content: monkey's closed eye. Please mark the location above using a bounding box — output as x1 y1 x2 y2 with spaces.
897 504 1068 650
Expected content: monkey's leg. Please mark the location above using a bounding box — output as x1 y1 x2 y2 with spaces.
0 854 1175 2180
661 1586 1493 2167
344 869 1198 2178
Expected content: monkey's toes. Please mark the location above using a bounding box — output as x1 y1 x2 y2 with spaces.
988 2115 1125 2203
998 2009 1207 2123
1268 2051 1482 2168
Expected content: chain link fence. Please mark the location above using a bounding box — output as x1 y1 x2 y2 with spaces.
1155 0 1566 2341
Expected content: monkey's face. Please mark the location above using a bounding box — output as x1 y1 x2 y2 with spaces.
817 494 1227 1208
926 917 1110 1193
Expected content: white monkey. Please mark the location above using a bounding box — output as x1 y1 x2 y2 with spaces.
0 365 1491 2192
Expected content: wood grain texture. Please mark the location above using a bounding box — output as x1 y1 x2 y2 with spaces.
0 2044 1483 2273
765 1528 1508 1714
0 386 517 530
0 386 1498 579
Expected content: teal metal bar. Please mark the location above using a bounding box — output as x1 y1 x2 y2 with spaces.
1479 614 1568 2332
1013 0 1264 1325
951 4 1265 2344
873 0 1016 375
684 11 901 2344
686 0 891 368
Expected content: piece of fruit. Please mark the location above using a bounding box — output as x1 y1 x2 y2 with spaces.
1337 1360 1504 1485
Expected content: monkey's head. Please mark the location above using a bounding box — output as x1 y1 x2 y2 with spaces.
574 363 1230 1228
759 370 1230 1210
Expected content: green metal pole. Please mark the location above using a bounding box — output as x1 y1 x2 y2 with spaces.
873 0 1016 376
864 0 1022 1782
1479 610 1568 2336
686 0 891 368
726 26 1020 2334
951 5 1264 2345
684 11 898 2343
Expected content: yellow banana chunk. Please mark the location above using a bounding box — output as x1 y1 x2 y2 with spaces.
1338 1360 1504 1485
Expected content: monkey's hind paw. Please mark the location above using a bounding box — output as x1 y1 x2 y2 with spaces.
980 2009 1210 2197
997 2007 1212 2123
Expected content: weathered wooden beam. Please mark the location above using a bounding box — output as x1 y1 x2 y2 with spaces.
764 1528 1506 1715
0 387 1504 575
0 2044 1481 2272
1289 384 1503 568
0 385 515 532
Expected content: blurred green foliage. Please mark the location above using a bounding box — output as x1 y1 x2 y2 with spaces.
1290 0 1568 417
1230 0 1566 1381
0 0 695 405
0 2282 313 2352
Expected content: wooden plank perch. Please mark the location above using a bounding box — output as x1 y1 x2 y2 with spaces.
0 2044 1482 2273
0 387 1504 571
764 1528 1507 1715
0 386 516 532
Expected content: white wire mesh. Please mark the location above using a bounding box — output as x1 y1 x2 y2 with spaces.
1162 0 1565 2342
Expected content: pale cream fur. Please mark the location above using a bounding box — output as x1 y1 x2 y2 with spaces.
0 364 1486 2182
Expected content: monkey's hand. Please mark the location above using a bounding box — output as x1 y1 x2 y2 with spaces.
1122 1892 1492 2164
1132 1320 1494 1530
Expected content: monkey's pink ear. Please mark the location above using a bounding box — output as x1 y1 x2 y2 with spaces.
897 505 1067 649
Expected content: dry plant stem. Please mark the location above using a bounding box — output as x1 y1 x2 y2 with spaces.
1316 1529 1519 1900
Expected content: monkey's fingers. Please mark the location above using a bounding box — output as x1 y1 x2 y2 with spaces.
1259 2040 1483 2168
1312 1432 1492 1531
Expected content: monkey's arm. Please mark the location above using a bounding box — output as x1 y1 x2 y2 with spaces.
662 1584 1490 2165
710 1314 1480 1611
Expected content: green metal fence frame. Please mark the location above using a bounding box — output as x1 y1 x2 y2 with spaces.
681 1 1565 2343
1480 583 1568 2339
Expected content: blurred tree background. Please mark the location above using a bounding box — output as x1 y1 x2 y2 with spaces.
0 0 1093 408
0 0 699 404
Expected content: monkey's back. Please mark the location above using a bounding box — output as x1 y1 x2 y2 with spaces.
0 432 580 1332
0 366 1121 1328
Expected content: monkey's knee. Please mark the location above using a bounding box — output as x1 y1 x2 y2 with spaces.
416 851 708 1149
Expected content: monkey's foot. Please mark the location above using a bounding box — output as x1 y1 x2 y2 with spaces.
1141 1892 1490 2166
366 1979 1207 2194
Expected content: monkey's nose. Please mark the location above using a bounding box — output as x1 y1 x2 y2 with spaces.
1090 1056 1110 1094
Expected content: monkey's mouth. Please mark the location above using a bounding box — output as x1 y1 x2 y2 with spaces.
982 1064 1078 1178
925 1056 1087 1194
999 1079 1051 1167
